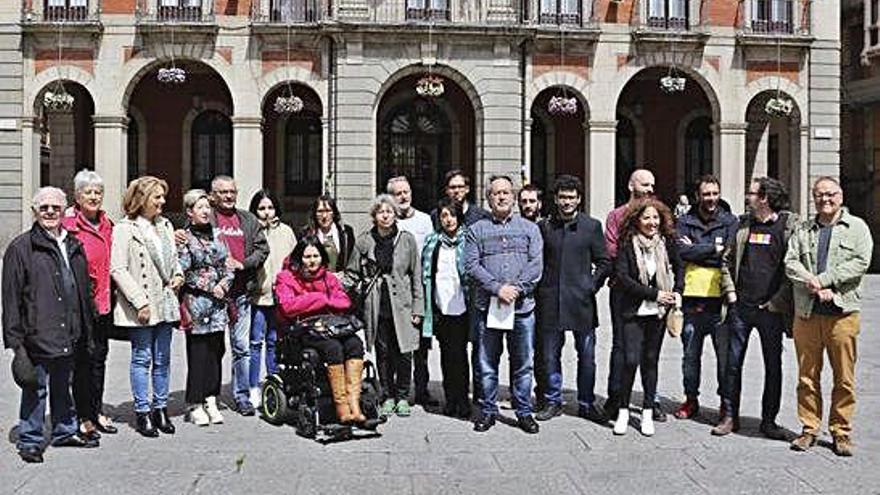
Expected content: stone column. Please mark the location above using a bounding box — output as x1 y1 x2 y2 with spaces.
93 115 128 221
719 122 748 215
322 117 330 192
798 125 810 215
588 119 616 219
232 115 263 208
20 116 41 228
523 117 532 184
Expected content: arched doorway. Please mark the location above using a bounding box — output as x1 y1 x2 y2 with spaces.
745 90 803 210
529 86 588 192
262 83 323 225
615 67 718 205
34 81 95 197
126 60 234 212
376 73 476 212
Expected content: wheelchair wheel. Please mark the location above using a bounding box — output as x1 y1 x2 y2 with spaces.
262 377 293 425
296 404 318 439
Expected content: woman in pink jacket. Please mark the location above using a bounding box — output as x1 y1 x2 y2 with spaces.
62 170 117 439
274 235 366 424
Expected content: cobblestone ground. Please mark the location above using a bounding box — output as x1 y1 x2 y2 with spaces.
1 278 879 494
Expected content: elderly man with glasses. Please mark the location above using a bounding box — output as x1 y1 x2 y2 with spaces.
3 187 99 463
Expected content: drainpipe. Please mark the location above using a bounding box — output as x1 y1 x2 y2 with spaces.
520 39 527 184
329 35 338 198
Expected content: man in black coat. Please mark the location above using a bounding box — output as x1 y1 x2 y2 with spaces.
535 175 611 423
3 187 98 463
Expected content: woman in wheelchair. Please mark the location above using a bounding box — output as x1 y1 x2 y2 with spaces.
274 236 367 424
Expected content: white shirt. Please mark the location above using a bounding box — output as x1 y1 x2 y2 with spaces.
397 208 433 255
636 254 660 316
49 228 70 269
434 243 466 316
317 223 341 254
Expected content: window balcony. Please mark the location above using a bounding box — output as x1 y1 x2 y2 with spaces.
250 0 325 24
21 0 102 33
736 0 813 48
631 0 709 47
336 0 523 26
136 0 216 25
863 0 880 63
530 0 592 27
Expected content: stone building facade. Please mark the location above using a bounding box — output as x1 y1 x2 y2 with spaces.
0 0 840 247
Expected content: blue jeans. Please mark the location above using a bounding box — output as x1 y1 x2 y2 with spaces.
129 323 173 413
476 310 535 418
249 305 278 387
722 304 783 421
680 308 726 399
17 356 78 450
542 327 597 409
229 294 253 407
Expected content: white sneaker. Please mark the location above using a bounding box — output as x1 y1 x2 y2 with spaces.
641 409 655 437
188 405 209 426
249 387 262 409
204 396 224 424
613 408 629 436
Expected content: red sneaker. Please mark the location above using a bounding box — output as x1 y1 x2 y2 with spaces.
674 398 699 419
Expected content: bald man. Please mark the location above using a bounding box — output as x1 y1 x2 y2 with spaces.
603 169 667 421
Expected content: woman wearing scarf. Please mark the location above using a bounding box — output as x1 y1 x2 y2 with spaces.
110 176 183 437
612 198 683 437
178 189 234 427
346 194 423 418
248 189 296 407
421 197 470 419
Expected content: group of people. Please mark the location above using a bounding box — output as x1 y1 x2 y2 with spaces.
2 165 872 464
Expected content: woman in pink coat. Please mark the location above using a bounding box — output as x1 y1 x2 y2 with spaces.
274 235 366 424
61 170 117 438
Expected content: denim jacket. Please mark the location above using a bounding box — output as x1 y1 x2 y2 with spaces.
784 208 873 318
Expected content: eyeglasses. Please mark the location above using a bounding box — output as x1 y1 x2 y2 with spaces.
813 191 841 200
214 189 237 196
38 204 63 213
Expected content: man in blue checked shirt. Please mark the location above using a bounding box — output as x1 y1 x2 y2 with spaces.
464 174 543 434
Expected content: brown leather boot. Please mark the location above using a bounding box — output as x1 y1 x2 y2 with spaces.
327 364 353 423
345 358 367 424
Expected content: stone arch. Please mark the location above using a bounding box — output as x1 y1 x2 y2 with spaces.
743 75 806 121
612 63 722 124
117 55 236 115
28 66 97 116
260 67 327 119
528 71 591 116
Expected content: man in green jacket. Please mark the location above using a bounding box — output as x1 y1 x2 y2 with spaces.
785 176 873 457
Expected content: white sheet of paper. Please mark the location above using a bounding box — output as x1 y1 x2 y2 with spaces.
486 296 514 330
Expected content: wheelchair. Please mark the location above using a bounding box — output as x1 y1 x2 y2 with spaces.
260 322 385 441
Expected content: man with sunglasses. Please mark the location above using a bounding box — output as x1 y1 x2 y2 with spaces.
3 187 99 463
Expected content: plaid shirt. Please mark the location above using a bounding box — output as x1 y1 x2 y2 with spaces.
464 213 543 314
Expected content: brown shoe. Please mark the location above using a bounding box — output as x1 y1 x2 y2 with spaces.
344 358 367 424
327 364 353 423
711 415 739 436
832 436 853 457
790 433 817 452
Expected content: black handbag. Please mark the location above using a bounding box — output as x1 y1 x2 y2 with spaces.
295 313 364 340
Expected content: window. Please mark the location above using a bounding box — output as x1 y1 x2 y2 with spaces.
406 0 451 21
271 0 319 22
284 115 323 196
539 0 581 25
44 0 88 21
751 0 793 34
158 0 203 22
647 0 688 30
616 116 636 205
191 110 232 191
127 115 139 183
685 116 713 192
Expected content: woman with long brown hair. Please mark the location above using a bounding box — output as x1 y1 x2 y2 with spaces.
611 198 683 437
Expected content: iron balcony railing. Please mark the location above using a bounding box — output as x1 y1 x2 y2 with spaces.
251 0 325 23
22 0 101 23
136 0 215 23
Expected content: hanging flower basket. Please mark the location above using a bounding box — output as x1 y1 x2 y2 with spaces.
43 81 74 112
659 75 686 94
416 75 445 97
157 66 186 84
764 96 793 118
274 95 304 114
548 95 578 116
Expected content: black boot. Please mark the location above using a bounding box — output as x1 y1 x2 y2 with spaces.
135 412 159 438
151 408 176 435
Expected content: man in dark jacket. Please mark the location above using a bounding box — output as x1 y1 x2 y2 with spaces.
210 176 269 415
535 175 610 423
3 187 99 463
673 175 738 420
713 177 798 438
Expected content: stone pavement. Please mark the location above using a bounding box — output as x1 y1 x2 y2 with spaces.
1 279 879 495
